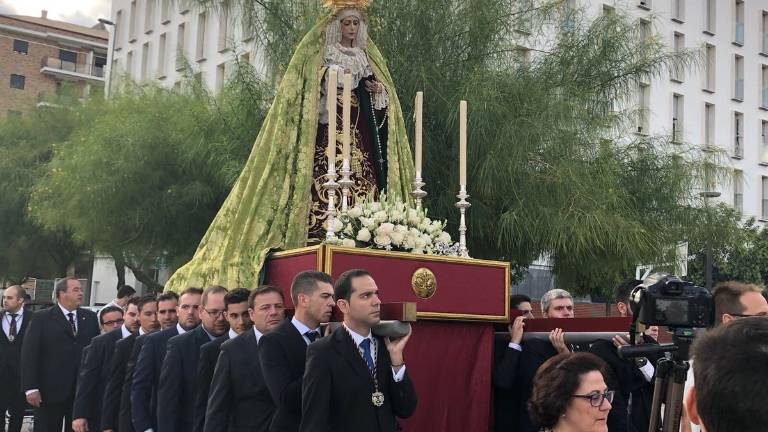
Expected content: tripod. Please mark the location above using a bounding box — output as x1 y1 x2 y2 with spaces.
646 329 694 432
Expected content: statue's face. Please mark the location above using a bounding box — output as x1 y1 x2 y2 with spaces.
340 16 360 44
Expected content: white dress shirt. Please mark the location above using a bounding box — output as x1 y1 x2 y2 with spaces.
253 327 264 344
343 323 406 382
228 328 238 339
176 323 187 335
120 324 132 339
59 303 78 333
291 317 321 345
2 308 23 340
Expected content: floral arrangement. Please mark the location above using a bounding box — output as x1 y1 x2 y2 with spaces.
324 195 460 256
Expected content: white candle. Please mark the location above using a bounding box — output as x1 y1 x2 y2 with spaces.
327 68 337 172
342 73 352 163
459 100 467 187
415 91 423 175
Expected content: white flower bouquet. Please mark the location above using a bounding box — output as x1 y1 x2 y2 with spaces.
324 195 459 256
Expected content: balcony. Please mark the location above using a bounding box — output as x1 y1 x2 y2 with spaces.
40 57 105 83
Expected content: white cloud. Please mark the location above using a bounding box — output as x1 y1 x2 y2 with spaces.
1 0 111 26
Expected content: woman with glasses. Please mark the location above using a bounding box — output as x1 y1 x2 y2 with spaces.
528 352 614 432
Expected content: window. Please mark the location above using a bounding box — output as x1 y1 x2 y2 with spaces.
217 6 230 52
59 49 77 64
13 39 28 54
516 0 533 33
704 44 716 91
602 4 615 16
734 0 744 45
734 55 744 101
672 94 684 142
126 50 134 74
705 0 716 34
115 10 123 49
638 19 651 44
672 0 684 22
763 65 768 108
141 42 150 80
514 46 531 68
9 74 25 90
734 170 743 212
157 33 167 77
176 23 186 70
762 120 768 163
144 0 154 34
733 112 744 158
196 12 207 61
762 177 768 219
671 32 685 82
216 62 225 92
160 0 171 24
240 52 250 65
179 0 189 15
636 83 650 134
704 103 715 147
638 0 651 10
763 12 768 54
94 56 106 77
129 0 137 41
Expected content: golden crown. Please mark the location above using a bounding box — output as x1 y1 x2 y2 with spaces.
322 0 371 10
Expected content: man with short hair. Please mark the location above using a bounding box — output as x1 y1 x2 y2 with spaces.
684 316 768 432
21 277 100 432
193 288 252 432
510 294 534 319
72 297 139 432
132 287 202 432
99 285 137 321
158 286 229 432
205 286 286 432
157 292 179 329
0 286 30 432
102 295 160 432
259 271 335 432
300 269 417 432
99 305 125 334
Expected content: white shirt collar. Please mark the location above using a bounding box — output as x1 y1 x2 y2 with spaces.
202 326 216 341
228 328 238 339
291 316 320 336
343 323 373 346
139 327 147 336
253 327 264 343
176 323 187 335
120 324 132 338
58 303 76 317
5 308 23 318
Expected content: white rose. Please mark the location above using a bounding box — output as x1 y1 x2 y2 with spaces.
348 206 363 218
420 234 433 246
360 217 376 230
331 219 344 233
409 227 421 237
407 209 420 225
343 224 354 235
428 220 443 234
342 238 356 248
377 222 395 235
389 230 405 246
373 233 392 247
357 228 372 242
404 234 417 249
437 231 452 244
418 218 431 231
374 210 388 223
414 236 427 249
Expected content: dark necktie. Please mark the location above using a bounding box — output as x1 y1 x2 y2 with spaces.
305 330 320 343
360 338 375 373
8 313 17 341
68 312 77 335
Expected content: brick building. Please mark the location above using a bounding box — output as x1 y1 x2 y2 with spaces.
0 10 108 118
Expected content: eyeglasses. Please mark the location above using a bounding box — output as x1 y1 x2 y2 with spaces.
102 318 124 326
571 390 614 407
204 308 226 318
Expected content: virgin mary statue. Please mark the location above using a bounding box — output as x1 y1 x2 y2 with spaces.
165 0 414 292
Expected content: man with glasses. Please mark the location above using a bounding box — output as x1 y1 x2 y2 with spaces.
72 298 139 432
193 288 252 432
158 285 229 432
132 287 202 432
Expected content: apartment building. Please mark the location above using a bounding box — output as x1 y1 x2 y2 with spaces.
0 10 108 118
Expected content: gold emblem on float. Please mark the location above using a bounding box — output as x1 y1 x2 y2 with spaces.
411 267 437 299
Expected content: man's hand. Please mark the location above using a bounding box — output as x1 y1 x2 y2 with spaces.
509 316 526 345
72 418 89 432
612 334 630 349
384 325 412 369
549 328 569 354
26 390 42 407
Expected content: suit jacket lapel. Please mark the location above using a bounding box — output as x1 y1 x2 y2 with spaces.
333 328 373 381
54 306 76 339
0 312 8 344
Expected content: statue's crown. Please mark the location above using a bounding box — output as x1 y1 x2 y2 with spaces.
322 0 371 10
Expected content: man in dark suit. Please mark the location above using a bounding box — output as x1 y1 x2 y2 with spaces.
101 295 162 432
0 285 30 432
193 288 252 432
204 285 286 432
21 277 100 432
259 271 335 432
300 269 417 432
132 287 201 432
157 286 229 432
72 299 138 432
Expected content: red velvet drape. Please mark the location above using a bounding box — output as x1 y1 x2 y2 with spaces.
399 321 493 432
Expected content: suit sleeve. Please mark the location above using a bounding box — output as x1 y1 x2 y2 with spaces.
590 341 630 432
132 337 156 432
193 344 217 432
258 335 302 414
204 349 232 432
157 337 182 432
20 310 44 393
492 345 521 390
299 343 332 432
383 346 417 419
73 343 100 420
101 343 126 431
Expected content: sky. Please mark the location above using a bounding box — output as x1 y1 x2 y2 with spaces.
0 0 111 27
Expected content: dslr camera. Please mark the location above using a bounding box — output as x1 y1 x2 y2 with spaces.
630 272 714 329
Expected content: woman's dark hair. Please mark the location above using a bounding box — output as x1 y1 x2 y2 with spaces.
528 352 609 428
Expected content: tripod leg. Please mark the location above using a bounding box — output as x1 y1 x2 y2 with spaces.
648 359 671 432
662 361 690 432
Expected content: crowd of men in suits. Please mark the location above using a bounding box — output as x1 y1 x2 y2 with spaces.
1 269 416 432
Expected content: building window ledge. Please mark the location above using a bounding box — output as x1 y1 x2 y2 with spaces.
670 77 684 84
161 19 171 25
196 57 206 63
703 30 715 36
732 154 743 160
671 17 684 24
732 97 744 103
702 88 715 94
637 4 651 11
145 29 153 35
760 162 768 167
760 105 768 111
129 38 137 43
733 41 744 47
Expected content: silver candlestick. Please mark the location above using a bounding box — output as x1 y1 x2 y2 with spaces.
411 171 427 211
323 171 341 240
338 158 353 216
455 186 471 258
